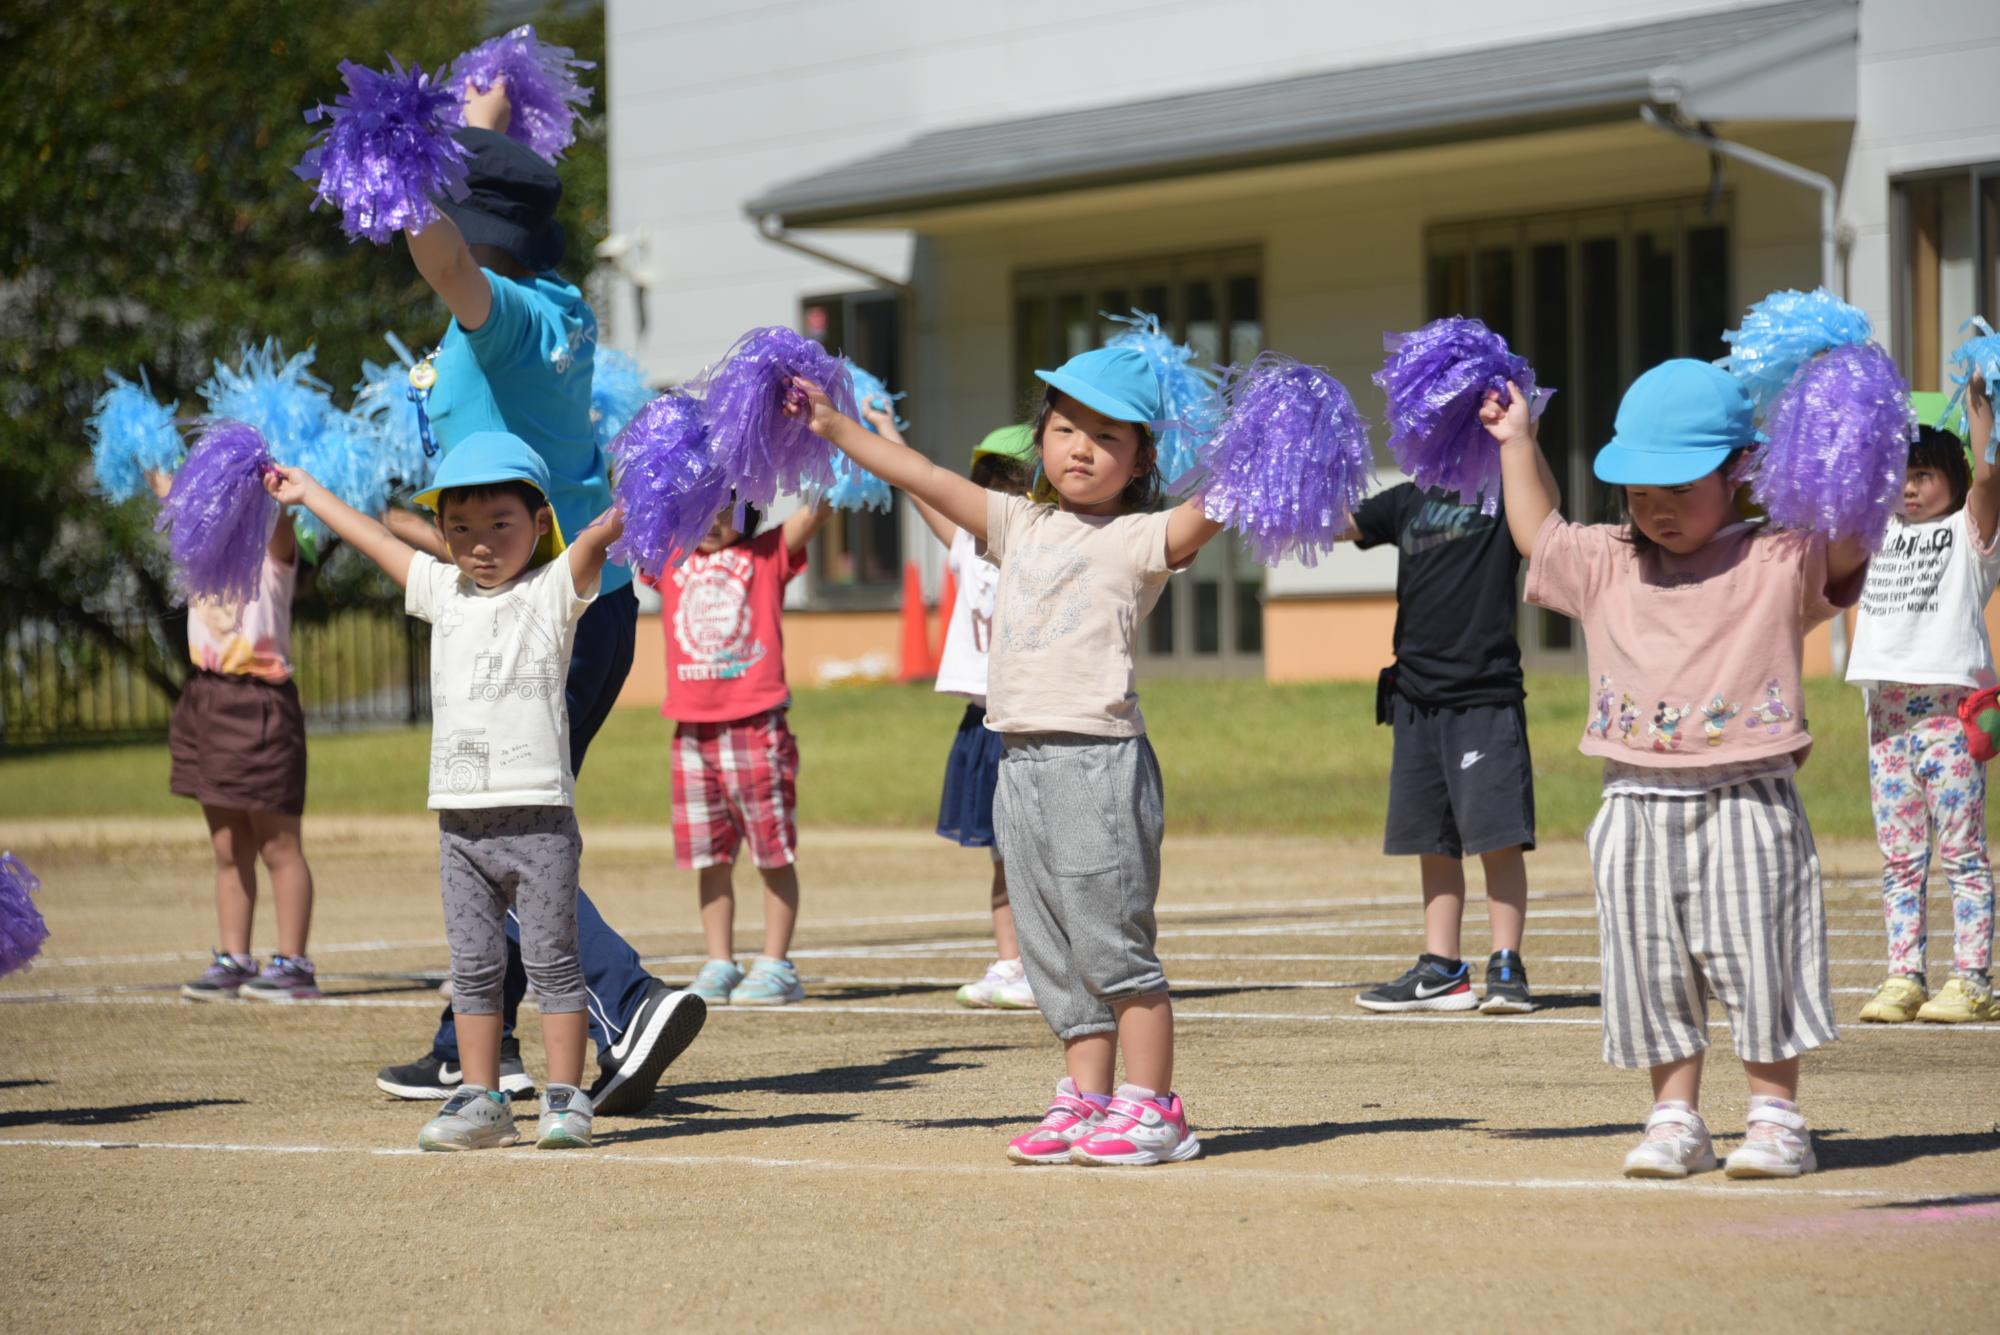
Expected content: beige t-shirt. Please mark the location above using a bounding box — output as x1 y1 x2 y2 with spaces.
981 491 1178 737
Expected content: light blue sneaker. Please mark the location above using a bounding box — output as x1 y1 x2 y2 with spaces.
690 959 745 1004
729 957 805 1007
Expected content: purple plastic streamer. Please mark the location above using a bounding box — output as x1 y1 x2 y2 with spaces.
156 420 280 604
607 394 731 576
687 326 857 521
1193 354 1373 567
1943 316 2000 462
1373 317 1546 516
1722 287 1873 411
451 24 594 163
0 852 48 979
1753 342 1914 550
295 57 470 245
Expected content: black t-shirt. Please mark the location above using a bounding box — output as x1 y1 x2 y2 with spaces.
1352 482 1524 708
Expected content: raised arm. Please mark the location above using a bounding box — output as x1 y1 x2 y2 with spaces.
1967 373 1999 546
782 501 833 555
385 505 451 560
1827 536 1870 585
566 506 626 597
793 379 989 541
267 467 417 589
268 510 298 566
400 79 509 330
1165 501 1226 568
1486 382 1560 557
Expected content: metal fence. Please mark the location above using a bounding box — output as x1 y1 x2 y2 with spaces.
2 604 431 746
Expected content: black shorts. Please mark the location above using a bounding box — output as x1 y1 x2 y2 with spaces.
1383 695 1535 858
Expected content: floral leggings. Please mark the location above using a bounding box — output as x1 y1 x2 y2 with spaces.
1867 685 1996 979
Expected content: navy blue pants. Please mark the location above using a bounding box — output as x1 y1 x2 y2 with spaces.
431 584 652 1062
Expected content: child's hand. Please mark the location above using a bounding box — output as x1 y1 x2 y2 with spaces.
462 75 512 134
1969 371 1994 445
787 377 850 441
1479 381 1535 447
860 401 896 432
590 504 626 542
264 465 316 507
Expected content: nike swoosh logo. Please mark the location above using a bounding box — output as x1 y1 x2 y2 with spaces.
1413 978 1464 999
1460 751 1485 770
440 1064 461 1082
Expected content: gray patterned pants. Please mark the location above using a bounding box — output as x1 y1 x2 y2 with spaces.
438 806 586 1016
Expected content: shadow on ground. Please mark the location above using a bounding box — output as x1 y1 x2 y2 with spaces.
645 1044 1015 1110
0 1098 246 1129
595 1111 860 1146
1202 1116 1480 1156
1814 1128 2000 1171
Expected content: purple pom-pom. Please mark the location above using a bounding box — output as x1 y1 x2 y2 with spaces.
295 56 470 245
1943 317 2000 462
607 394 731 576
1193 354 1373 567
689 326 857 521
1753 342 1914 550
155 419 279 604
1373 317 1547 515
451 24 594 163
0 852 49 980
1723 287 1873 411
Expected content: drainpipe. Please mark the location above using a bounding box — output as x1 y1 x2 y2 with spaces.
1639 105 1852 675
752 212 911 297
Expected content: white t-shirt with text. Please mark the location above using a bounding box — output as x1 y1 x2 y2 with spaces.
1846 505 2000 689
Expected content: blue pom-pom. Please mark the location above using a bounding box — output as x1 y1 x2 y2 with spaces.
295 56 470 245
844 360 906 431
1104 310 1222 487
156 419 279 604
1722 287 1873 410
351 338 432 495
1943 317 2000 462
0 852 49 980
88 370 183 503
823 360 897 512
592 347 656 449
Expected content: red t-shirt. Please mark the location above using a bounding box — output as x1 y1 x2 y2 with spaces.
655 529 806 723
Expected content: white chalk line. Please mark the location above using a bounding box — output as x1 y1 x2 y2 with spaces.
0 1135 1940 1202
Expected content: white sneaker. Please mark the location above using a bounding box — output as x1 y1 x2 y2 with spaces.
1724 1099 1816 1179
956 959 1036 1010
1621 1103 1718 1179
536 1084 594 1149
418 1086 520 1152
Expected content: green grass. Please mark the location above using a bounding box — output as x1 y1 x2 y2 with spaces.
0 676 1886 840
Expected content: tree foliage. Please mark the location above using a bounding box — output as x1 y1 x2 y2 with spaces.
0 0 609 702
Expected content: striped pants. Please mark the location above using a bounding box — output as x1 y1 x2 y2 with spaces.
1587 776 1838 1070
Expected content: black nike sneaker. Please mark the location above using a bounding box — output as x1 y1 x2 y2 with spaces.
588 981 707 1116
1480 950 1534 1014
1355 955 1477 1012
375 1035 537 1100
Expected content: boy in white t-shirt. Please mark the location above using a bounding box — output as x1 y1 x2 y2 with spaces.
875 410 1038 1010
269 431 626 1146
1848 380 2000 1023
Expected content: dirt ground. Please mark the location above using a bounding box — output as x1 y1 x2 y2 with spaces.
1 816 1995 1332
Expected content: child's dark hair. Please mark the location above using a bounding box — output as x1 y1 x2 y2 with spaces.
970 453 1032 495
1029 387 1160 512
1619 447 1749 556
1907 426 1971 512
721 494 762 544
437 480 551 520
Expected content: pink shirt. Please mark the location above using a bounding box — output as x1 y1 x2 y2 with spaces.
655 529 806 724
186 552 296 684
1525 512 1863 768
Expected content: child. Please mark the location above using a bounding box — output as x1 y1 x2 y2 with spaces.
1848 376 2000 1024
1492 359 1867 1179
877 410 1038 1010
793 345 1229 1166
1343 481 1535 1014
659 497 829 1006
157 469 320 1004
270 431 623 1151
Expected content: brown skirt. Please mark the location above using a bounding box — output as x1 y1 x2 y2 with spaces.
168 671 309 816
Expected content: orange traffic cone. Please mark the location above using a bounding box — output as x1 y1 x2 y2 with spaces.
897 561 932 683
933 566 958 674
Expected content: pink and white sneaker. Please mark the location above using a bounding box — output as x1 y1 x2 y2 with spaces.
1069 1084 1202 1166
1005 1078 1104 1165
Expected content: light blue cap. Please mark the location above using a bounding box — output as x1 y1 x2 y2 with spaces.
1594 360 1766 487
412 431 566 561
1034 346 1162 425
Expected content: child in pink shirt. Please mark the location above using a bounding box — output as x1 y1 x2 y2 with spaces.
1490 359 1868 1182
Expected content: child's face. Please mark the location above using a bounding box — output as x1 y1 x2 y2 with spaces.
698 508 744 553
1624 472 1736 555
1902 464 1955 522
1041 394 1145 514
439 492 549 587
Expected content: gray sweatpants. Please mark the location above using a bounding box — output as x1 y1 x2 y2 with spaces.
993 734 1167 1041
1588 776 1838 1069
438 806 587 1017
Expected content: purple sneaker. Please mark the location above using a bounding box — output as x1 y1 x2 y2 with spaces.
182 951 259 1001
239 954 320 1002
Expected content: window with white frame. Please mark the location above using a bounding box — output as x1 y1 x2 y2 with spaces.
1893 167 2000 394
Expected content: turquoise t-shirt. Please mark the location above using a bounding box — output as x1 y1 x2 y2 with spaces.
427 269 631 594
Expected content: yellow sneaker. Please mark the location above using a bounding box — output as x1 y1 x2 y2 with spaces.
1858 975 1927 1023
1914 977 1998 1023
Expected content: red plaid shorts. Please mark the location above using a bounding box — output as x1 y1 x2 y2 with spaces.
670 709 800 870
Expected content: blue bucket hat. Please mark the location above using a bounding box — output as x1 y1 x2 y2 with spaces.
1034 347 1163 424
1594 360 1766 487
412 431 567 565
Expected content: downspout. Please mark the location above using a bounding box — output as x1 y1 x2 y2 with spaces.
752 211 911 297
1638 104 1852 675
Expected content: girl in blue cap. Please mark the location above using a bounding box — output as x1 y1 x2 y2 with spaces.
790 347 1227 1166
1489 359 1870 1180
